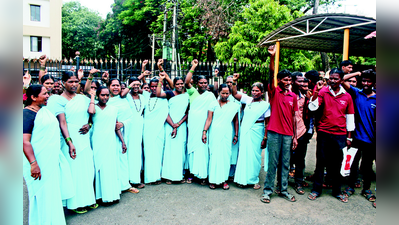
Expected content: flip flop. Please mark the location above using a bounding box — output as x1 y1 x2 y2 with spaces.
89 203 99 209
308 191 319 201
127 187 140 194
361 189 376 202
253 183 261 190
335 194 348 203
71 208 88 214
295 186 305 195
278 193 296 202
137 183 145 189
223 183 230 190
209 184 216 189
186 178 193 184
260 194 271 203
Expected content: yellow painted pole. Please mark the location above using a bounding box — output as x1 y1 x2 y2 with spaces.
274 41 280 87
343 28 350 60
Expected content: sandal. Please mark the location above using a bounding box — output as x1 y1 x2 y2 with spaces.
209 184 216 189
180 179 186 184
71 208 88 214
372 201 376 208
335 193 348 203
186 178 193 184
137 183 145 189
355 180 361 188
361 189 376 202
278 193 296 202
89 203 99 209
166 181 172 185
343 187 355 198
260 194 271 203
127 187 140 194
223 183 230 190
253 183 261 190
274 189 281 195
295 186 305 195
308 191 319 201
200 179 207 186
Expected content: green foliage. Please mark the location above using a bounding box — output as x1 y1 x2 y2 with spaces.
214 0 307 85
349 56 376 66
62 1 104 59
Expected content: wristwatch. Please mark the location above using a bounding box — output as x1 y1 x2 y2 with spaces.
347 137 353 142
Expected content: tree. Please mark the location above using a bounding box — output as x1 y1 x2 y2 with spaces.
62 1 104 59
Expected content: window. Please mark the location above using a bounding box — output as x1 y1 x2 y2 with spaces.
30 5 40 21
30 36 42 52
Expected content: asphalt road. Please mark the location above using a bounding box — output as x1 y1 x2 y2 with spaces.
23 137 376 224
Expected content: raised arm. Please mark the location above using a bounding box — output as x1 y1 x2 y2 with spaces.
268 45 276 93
232 73 242 101
156 72 168 98
88 90 96 115
185 59 199 89
84 68 100 94
213 68 219 91
38 54 47 84
121 71 150 97
202 111 214 144
343 71 361 82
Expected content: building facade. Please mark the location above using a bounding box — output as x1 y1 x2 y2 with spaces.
23 0 62 59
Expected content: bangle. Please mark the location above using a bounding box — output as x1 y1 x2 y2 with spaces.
65 137 72 143
213 78 218 82
234 135 238 137
89 123 92 128
232 82 237 86
88 77 93 81
189 69 195 74
263 136 267 140
347 137 353 142
30 159 36 165
128 86 132 89
203 130 207 133
160 69 164 72
40 66 45 71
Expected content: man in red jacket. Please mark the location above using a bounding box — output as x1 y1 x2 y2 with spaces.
307 68 355 203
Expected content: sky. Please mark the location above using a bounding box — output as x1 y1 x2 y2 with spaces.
63 0 376 19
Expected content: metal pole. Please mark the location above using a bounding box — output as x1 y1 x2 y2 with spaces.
273 41 280 87
162 4 167 60
171 1 177 76
152 34 155 72
343 28 350 60
118 43 121 80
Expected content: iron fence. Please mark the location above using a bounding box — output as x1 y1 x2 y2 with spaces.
23 56 270 91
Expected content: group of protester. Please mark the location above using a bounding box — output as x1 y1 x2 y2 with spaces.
23 45 376 224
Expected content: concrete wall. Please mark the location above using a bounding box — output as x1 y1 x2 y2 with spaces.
23 0 62 59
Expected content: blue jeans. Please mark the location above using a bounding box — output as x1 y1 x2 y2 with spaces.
263 131 292 196
311 131 346 196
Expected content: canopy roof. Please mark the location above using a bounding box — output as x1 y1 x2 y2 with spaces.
258 13 376 57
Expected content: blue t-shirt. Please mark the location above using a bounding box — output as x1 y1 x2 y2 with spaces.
349 86 376 143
